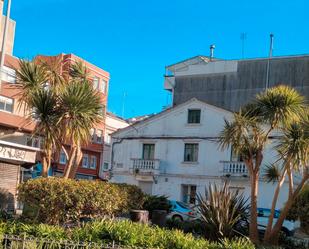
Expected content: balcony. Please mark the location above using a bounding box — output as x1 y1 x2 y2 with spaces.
131 158 160 176
221 161 249 178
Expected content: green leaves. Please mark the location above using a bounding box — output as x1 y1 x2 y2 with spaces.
197 182 250 241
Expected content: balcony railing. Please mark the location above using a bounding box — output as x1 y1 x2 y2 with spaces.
221 161 248 177
131 158 160 175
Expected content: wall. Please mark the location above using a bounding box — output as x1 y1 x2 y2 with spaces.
173 56 309 111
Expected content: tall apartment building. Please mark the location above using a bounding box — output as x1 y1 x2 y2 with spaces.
164 54 309 111
35 53 110 180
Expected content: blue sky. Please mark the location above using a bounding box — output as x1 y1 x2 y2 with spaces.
11 0 309 118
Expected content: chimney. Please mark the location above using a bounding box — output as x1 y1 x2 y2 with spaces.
209 44 215 60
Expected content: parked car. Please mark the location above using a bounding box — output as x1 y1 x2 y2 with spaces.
257 208 296 236
167 200 197 221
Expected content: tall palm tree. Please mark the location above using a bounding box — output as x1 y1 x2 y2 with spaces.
26 89 61 177
59 65 102 179
218 85 305 244
264 120 309 244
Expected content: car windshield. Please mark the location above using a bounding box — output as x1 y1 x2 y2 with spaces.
176 201 190 209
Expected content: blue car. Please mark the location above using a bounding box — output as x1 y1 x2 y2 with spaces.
167 200 196 221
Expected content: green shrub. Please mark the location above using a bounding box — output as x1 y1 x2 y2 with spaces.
0 220 258 249
197 181 250 241
142 195 171 218
18 178 145 225
287 184 309 234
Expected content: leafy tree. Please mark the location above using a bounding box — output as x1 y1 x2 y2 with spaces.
218 85 305 243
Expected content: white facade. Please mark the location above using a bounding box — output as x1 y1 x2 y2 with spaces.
100 112 129 179
110 98 290 209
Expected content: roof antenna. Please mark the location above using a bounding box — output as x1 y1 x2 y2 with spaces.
240 32 247 59
265 33 274 89
209 44 215 60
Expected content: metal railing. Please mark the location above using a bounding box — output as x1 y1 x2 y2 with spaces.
0 234 143 249
221 161 248 176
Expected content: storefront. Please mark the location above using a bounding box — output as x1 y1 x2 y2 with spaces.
0 140 39 211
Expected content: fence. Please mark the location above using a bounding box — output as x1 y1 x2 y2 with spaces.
0 235 143 249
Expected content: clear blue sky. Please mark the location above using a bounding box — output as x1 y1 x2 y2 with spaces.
12 0 309 118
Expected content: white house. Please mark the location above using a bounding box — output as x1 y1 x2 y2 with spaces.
99 112 129 179
110 98 290 209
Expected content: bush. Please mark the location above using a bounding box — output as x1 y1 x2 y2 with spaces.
142 195 171 218
287 184 309 234
18 178 145 225
197 182 250 241
0 220 257 249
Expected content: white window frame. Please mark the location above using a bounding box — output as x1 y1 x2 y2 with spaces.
59 149 67 164
89 155 97 169
0 95 14 113
92 76 100 90
96 129 103 143
82 154 89 168
100 79 107 93
1 66 16 83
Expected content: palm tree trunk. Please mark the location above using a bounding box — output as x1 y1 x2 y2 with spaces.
249 171 260 244
264 168 287 242
41 155 48 177
68 144 82 179
266 173 309 244
63 145 77 179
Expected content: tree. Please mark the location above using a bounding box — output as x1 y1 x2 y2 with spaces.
264 120 309 244
59 64 102 178
218 85 304 244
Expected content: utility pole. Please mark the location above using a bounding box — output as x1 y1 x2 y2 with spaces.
0 0 12 91
121 91 126 118
265 33 274 89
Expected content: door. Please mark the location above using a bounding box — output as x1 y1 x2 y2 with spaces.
138 181 153 195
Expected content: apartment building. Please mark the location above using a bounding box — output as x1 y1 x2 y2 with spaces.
110 98 290 209
36 53 110 180
100 112 129 179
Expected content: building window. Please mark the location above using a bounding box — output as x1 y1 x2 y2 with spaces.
26 136 41 148
82 154 89 168
100 79 107 93
90 128 95 142
76 174 95 180
105 133 111 145
182 185 197 204
184 143 199 162
103 162 109 170
93 76 99 90
187 109 201 124
231 147 243 162
89 155 97 169
0 95 13 113
59 150 67 164
142 144 155 160
96 129 103 143
1 66 16 83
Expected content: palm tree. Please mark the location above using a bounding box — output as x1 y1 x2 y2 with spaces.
264 120 309 244
26 89 61 177
59 64 102 178
218 85 305 244
15 60 48 109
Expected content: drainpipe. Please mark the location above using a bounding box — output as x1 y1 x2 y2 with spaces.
110 138 123 180
0 0 12 90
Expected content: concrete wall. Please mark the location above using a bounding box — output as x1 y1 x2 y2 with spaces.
173 56 309 111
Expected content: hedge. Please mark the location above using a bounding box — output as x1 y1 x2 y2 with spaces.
0 220 256 249
18 178 145 225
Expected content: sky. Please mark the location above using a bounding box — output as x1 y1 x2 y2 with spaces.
11 0 309 118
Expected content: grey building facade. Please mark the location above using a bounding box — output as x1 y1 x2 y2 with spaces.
164 55 309 111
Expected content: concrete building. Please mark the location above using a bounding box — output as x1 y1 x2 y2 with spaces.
100 112 129 179
36 53 110 180
164 54 309 111
110 98 290 209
